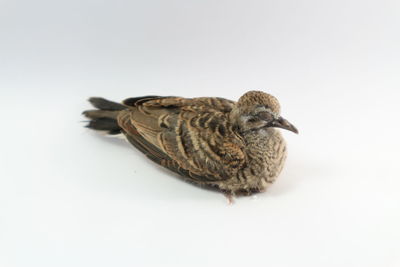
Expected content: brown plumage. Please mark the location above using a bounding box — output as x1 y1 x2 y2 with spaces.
82 91 298 198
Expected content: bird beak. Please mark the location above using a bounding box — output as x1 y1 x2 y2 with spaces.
271 116 298 134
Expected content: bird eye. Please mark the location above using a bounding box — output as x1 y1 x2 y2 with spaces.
258 111 273 121
247 117 259 123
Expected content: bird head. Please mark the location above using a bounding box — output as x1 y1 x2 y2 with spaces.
231 91 298 134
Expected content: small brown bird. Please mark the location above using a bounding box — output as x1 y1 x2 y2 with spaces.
83 91 297 200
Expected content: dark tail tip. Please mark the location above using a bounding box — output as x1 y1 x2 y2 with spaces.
85 117 121 135
83 97 126 135
88 97 126 111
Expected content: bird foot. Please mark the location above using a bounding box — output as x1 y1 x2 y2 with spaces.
224 194 235 205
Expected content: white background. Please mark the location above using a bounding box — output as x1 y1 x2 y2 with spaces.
1 0 399 266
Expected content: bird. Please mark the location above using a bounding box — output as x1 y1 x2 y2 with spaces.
82 91 298 201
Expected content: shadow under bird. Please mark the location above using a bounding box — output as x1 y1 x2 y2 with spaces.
82 91 298 200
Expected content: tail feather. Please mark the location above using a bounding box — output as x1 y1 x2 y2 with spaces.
85 118 121 135
89 97 126 111
83 97 127 135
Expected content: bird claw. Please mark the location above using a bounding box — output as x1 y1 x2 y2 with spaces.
224 194 235 205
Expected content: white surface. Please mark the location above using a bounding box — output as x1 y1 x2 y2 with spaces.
1 0 400 266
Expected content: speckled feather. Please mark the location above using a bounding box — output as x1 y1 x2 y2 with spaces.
83 91 297 196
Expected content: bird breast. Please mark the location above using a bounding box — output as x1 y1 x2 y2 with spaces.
243 128 287 184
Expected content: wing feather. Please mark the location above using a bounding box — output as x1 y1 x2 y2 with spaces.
117 96 244 183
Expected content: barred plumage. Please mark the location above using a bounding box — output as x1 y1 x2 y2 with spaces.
83 91 298 198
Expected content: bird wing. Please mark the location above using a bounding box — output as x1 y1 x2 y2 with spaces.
117 96 246 182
